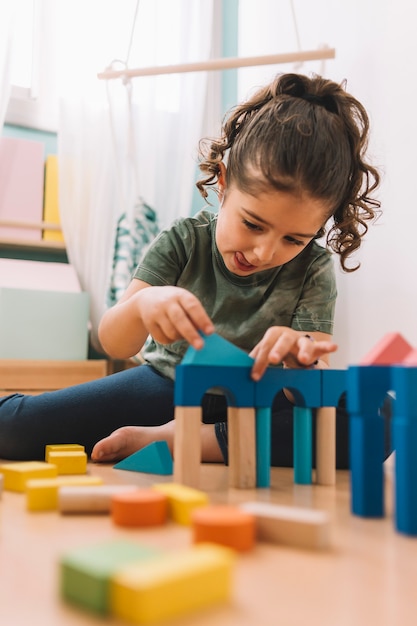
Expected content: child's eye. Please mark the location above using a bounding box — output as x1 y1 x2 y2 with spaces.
242 219 262 232
284 236 305 246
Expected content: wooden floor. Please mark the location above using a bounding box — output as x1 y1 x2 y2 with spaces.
0 458 415 626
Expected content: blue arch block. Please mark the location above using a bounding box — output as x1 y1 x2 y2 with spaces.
175 363 255 407
321 369 347 406
255 367 321 408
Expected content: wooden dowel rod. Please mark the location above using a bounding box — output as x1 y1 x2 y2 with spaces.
98 48 335 81
0 219 62 232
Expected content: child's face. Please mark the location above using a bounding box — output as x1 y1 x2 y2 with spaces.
215 185 329 276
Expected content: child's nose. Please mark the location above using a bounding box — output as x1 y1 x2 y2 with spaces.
253 240 276 264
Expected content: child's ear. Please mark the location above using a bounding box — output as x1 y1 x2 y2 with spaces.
218 162 227 199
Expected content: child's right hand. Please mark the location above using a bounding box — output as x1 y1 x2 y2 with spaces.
136 286 214 350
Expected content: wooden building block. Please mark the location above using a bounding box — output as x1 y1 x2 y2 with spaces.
240 501 331 550
191 505 256 552
111 489 168 527
26 475 103 511
153 483 209 525
59 484 139 514
110 543 235 624
0 461 58 492
114 441 173 475
45 444 85 461
61 539 160 616
227 407 256 489
47 450 87 475
315 406 336 486
173 406 202 488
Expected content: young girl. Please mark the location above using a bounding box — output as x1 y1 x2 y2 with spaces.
0 73 382 466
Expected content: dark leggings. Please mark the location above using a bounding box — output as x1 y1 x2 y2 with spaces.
0 363 389 467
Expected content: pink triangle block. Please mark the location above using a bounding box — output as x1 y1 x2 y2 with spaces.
113 441 173 475
402 348 417 366
360 332 413 365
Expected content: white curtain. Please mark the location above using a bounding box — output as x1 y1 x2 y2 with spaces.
56 0 215 351
0 4 14 129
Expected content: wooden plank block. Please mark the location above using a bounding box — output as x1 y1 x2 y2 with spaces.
173 406 202 488
315 406 336 485
110 543 235 624
26 475 103 511
0 359 108 391
240 501 331 550
227 407 256 489
59 484 139 514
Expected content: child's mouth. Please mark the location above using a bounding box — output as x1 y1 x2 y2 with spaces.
234 252 257 272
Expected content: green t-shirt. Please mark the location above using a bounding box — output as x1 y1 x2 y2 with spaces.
133 209 337 380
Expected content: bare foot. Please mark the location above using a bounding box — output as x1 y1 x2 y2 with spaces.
91 423 175 463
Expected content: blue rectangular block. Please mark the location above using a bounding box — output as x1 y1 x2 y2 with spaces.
347 366 391 415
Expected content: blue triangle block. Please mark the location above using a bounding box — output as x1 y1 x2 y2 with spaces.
113 441 173 475
182 332 254 367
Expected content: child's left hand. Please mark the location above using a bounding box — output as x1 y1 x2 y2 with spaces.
249 327 338 381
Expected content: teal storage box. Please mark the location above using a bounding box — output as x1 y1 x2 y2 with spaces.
0 287 90 360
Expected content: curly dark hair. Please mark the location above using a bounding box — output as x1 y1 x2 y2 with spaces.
197 73 381 272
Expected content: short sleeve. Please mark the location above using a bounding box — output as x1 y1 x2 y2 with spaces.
132 219 191 286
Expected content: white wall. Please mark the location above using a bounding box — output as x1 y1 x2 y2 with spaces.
238 0 417 367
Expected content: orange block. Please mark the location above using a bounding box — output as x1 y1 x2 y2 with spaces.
191 505 256 552
111 488 168 527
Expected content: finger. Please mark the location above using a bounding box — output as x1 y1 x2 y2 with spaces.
297 339 338 365
251 338 287 381
177 293 214 335
168 302 211 349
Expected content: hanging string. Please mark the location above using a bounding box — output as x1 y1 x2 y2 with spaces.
290 0 303 71
125 0 141 67
104 0 142 224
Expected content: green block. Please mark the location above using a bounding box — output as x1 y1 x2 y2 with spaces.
60 539 160 615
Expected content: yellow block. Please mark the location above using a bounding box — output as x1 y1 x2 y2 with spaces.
26 475 103 511
43 154 64 242
0 461 58 492
152 483 209 525
45 444 85 462
47 451 87 475
110 543 234 624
